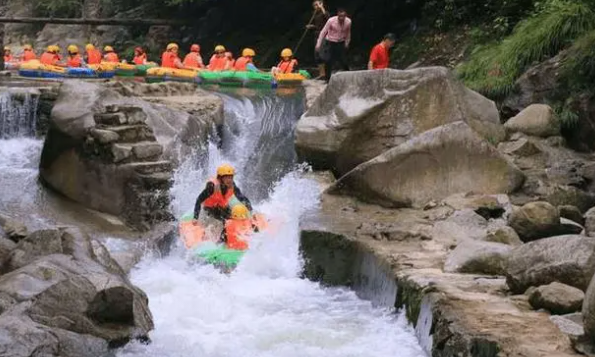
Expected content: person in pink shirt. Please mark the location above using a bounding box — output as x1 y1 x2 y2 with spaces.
316 8 351 83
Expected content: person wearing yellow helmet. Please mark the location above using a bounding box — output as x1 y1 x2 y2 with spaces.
40 45 61 66
21 44 36 62
161 42 186 69
85 44 102 65
66 44 87 68
192 163 253 226
207 45 231 71
3 46 13 63
220 204 260 250
272 48 299 75
182 44 204 69
233 48 260 72
103 46 119 63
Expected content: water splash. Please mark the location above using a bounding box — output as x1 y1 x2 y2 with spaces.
0 91 39 139
116 91 426 357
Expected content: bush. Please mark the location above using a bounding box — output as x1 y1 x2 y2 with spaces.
457 0 595 99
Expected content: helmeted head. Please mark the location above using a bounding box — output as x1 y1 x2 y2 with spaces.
280 48 293 60
216 164 235 186
85 44 95 51
231 204 250 220
166 43 179 53
3 46 10 54
47 45 60 54
67 44 79 55
214 45 225 55
23 44 33 51
104 45 114 52
242 48 255 58
190 44 200 53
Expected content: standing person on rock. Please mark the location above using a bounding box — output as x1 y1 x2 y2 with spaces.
192 164 253 238
308 0 329 79
368 33 396 70
316 8 351 83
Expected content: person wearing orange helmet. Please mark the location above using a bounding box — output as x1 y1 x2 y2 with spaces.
133 47 147 65
183 44 204 69
192 164 253 225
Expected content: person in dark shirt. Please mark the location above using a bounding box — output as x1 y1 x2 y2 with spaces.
192 164 253 224
308 0 330 79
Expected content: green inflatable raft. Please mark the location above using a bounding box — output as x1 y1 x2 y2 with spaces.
199 70 311 88
179 212 245 270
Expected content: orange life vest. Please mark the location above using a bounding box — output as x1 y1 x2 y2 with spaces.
208 55 228 71
133 54 146 65
67 54 83 67
161 51 179 68
40 52 58 65
87 49 102 64
224 219 254 250
183 52 202 68
104 52 119 63
22 50 36 61
4 54 13 63
202 178 234 209
277 59 297 74
234 57 250 71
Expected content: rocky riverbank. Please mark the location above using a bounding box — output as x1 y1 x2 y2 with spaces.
297 68 595 356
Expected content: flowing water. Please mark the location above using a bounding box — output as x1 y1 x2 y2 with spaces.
0 87 426 357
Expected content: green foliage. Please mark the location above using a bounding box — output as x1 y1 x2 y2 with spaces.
553 101 580 129
457 0 595 99
560 29 595 91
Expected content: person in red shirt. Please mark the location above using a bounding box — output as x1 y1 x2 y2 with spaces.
368 33 396 70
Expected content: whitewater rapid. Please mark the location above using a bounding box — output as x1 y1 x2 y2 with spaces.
0 89 426 357
116 91 426 357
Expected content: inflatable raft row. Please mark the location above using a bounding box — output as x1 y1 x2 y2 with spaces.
145 67 311 87
15 61 311 87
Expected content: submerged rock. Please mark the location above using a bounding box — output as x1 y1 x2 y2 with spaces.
528 282 584 315
295 67 505 176
329 121 524 208
506 235 595 293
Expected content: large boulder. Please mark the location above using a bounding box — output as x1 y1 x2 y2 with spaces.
0 226 153 355
583 271 595 342
508 201 562 242
585 207 595 237
504 104 560 138
444 240 511 275
39 81 221 230
295 67 506 176
528 282 584 315
329 121 525 208
506 235 595 293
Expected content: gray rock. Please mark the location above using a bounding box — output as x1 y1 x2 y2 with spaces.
583 271 595 341
0 213 28 242
559 217 584 235
559 205 585 225
431 209 488 244
132 142 163 160
545 185 595 214
444 240 511 275
506 235 595 293
498 138 541 157
90 128 120 144
528 282 584 314
484 226 523 246
295 67 505 175
586 207 595 237
329 121 525 208
111 144 132 163
504 104 560 138
0 226 154 348
508 201 561 242
550 313 584 337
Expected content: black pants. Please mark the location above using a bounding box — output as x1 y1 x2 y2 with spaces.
204 207 230 222
325 41 349 82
